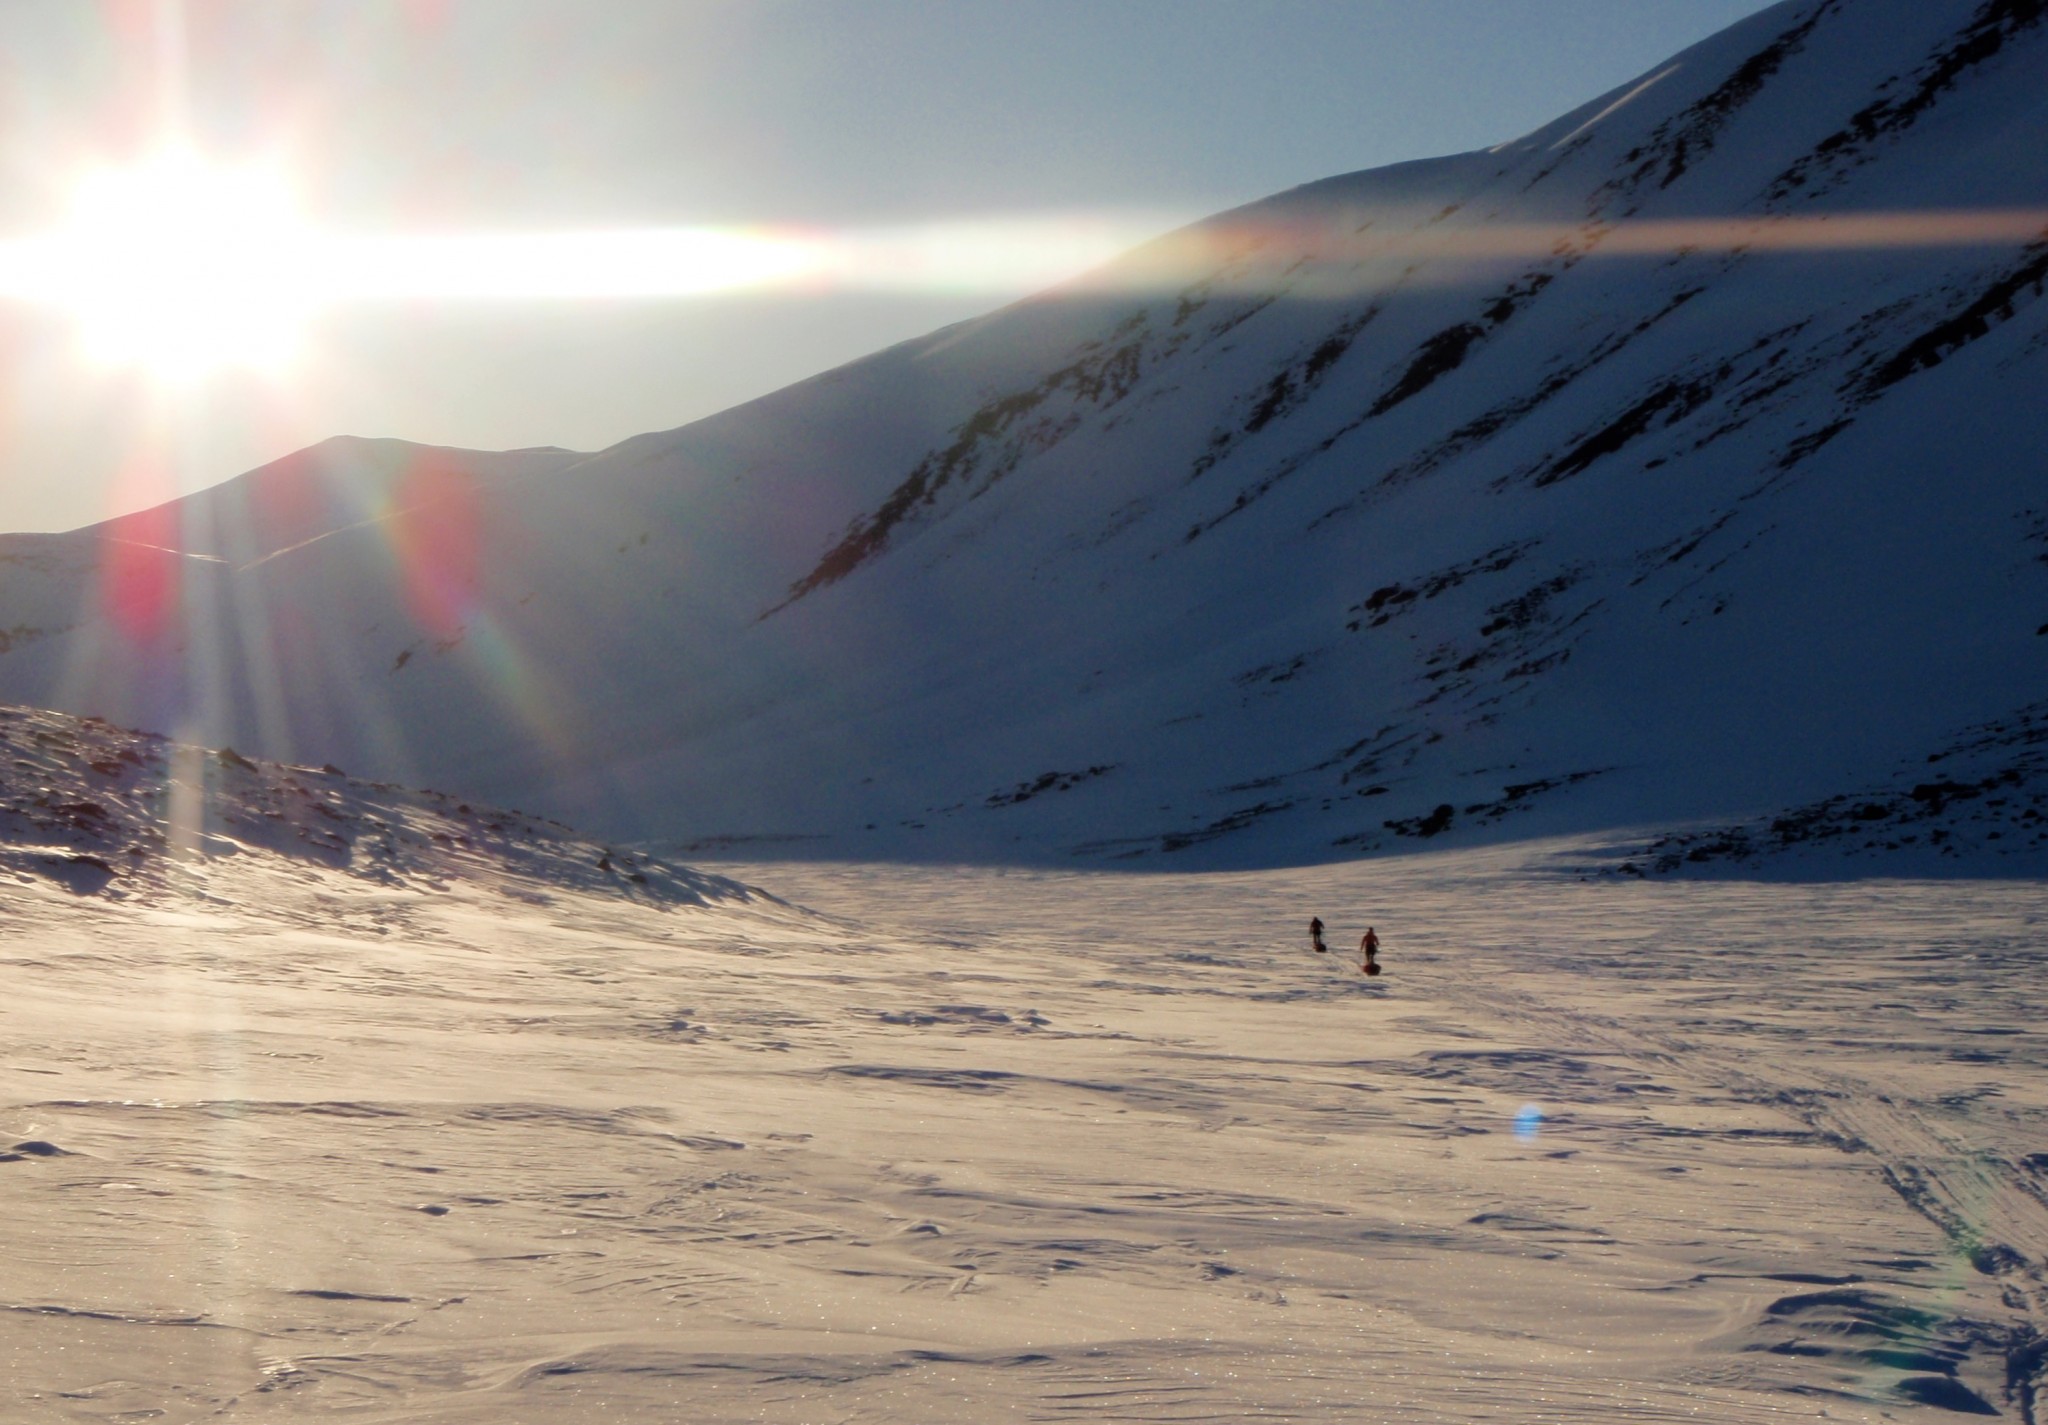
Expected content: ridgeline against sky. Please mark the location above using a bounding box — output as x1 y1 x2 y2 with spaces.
0 0 2043 872
0 0 1778 534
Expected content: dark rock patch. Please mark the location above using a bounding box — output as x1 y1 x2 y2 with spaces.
1862 241 2048 395
986 766 1114 809
1609 1 1840 201
1386 803 1456 838
1772 0 2048 199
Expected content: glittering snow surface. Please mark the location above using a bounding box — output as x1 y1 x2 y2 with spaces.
3 706 2045 1422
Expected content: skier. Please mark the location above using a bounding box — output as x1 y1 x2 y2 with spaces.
1309 916 1327 953
1360 927 1381 976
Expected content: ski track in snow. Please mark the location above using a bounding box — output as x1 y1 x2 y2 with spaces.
4 832 2045 1423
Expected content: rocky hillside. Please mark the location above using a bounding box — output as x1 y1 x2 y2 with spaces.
0 702 760 905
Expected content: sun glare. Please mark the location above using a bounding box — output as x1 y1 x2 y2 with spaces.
0 151 1162 389
41 150 314 383
12 145 2038 395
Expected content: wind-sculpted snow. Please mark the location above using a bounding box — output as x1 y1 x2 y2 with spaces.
5 839 2048 1420
0 0 2044 871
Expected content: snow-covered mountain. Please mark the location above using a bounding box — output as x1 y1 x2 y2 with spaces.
1 0 2045 869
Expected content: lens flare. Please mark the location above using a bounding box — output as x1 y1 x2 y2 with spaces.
384 455 481 644
1514 1104 1544 1142
1 159 2041 389
97 460 187 646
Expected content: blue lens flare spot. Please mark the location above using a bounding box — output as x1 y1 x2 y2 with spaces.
1514 1104 1543 1142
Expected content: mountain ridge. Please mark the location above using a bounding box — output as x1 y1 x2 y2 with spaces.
0 0 2043 871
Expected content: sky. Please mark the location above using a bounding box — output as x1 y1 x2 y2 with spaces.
0 0 1783 533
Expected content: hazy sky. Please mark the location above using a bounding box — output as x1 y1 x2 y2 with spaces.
0 0 1782 532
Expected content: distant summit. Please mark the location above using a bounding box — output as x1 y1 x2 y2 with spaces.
1 0 2044 871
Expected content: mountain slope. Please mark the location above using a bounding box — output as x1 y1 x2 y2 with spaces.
1 0 2045 868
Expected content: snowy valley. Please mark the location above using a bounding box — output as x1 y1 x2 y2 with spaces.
2 705 2046 1421
3 0 2048 1419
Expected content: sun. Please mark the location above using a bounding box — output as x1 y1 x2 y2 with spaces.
45 149 316 384
0 148 1169 391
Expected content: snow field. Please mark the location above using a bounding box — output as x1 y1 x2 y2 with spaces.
3 839 2043 1421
